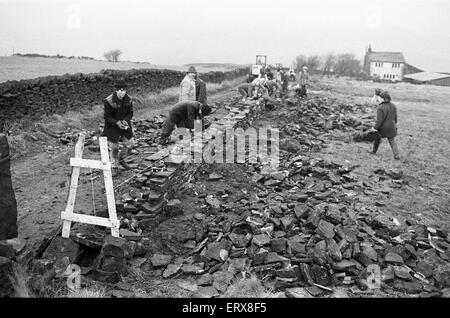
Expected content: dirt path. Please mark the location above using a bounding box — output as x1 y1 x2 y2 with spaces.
11 87 239 253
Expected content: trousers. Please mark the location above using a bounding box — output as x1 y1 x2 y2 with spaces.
373 136 400 158
108 136 134 167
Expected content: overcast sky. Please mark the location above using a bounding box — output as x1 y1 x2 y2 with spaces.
1 0 449 71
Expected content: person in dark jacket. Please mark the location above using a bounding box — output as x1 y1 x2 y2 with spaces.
265 67 274 81
158 101 212 145
195 75 207 105
369 90 400 160
102 80 134 171
278 69 289 97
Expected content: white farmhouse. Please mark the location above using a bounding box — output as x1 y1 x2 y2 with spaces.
363 46 406 81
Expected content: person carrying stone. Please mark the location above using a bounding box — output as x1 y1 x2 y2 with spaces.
368 90 400 160
158 100 212 146
179 66 198 102
102 79 135 172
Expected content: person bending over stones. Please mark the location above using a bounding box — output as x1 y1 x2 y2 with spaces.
158 100 212 146
102 79 135 172
237 83 256 101
368 90 400 160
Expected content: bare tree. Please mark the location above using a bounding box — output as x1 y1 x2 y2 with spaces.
104 50 113 62
322 53 336 75
104 49 122 62
306 55 321 73
333 53 362 77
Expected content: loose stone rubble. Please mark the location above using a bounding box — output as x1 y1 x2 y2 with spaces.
15 89 450 298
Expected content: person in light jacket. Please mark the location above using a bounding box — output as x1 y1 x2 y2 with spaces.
179 66 197 102
296 66 309 98
369 90 400 160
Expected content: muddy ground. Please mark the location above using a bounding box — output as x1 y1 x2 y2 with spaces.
11 86 238 251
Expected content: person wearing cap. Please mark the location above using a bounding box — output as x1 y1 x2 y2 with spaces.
369 90 400 160
102 79 135 172
179 66 197 102
158 101 212 146
296 66 309 99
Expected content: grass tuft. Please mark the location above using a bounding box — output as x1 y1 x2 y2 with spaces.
223 274 279 298
65 287 106 298
8 263 34 298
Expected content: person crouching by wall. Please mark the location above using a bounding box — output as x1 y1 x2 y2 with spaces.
158 101 212 146
369 90 400 160
102 79 135 174
237 83 255 101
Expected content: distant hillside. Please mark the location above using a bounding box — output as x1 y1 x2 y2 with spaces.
0 56 250 83
183 63 249 71
0 56 188 83
13 53 95 60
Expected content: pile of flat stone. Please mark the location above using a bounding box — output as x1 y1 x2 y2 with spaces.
141 97 450 298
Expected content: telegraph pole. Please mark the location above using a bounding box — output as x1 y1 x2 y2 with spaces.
12 47 15 56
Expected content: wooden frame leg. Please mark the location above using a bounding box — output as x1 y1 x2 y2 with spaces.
62 133 85 238
99 137 119 237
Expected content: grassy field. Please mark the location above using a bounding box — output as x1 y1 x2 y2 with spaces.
0 56 245 83
316 76 450 228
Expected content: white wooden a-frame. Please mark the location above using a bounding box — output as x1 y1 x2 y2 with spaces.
61 133 120 238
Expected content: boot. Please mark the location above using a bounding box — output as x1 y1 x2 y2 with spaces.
118 148 131 170
371 138 381 154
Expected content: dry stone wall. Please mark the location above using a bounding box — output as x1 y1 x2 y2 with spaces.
0 68 248 131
